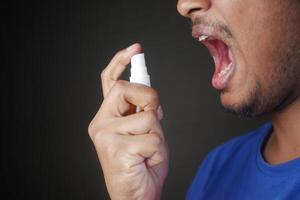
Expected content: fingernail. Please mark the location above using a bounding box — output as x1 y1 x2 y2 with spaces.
156 105 164 121
126 43 137 52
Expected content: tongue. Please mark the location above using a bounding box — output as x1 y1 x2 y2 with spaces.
209 40 234 90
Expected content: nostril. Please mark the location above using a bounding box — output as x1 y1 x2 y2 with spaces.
187 8 202 16
177 0 211 18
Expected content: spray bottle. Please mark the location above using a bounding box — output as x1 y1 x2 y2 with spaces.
130 53 151 112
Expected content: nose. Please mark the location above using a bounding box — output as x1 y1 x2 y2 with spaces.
177 0 211 18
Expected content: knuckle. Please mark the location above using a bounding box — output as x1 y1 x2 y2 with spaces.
150 134 162 147
87 118 107 142
88 119 102 139
144 110 158 125
94 130 117 154
90 127 105 142
100 69 108 80
88 121 95 137
146 88 159 104
112 80 126 94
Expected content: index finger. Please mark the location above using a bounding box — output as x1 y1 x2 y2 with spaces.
101 43 142 97
100 80 160 118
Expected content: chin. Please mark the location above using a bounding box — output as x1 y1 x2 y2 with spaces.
220 87 239 107
219 88 257 117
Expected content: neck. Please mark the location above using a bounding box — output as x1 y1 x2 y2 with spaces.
264 97 300 165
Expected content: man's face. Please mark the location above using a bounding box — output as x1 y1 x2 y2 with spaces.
177 0 300 117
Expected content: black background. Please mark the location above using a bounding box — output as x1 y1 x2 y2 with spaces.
2 0 268 199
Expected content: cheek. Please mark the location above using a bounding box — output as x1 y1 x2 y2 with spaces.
215 0 277 104
215 0 259 84
222 3 280 80
213 0 299 110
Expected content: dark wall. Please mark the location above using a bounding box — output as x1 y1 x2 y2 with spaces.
2 0 269 199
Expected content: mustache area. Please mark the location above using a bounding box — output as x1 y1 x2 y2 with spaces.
192 17 233 39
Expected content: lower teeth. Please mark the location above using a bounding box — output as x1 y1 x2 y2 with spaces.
218 62 232 77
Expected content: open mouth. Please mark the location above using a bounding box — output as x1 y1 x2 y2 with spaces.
193 31 235 90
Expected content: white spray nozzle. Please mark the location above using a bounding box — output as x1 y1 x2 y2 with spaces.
130 53 151 112
131 54 148 75
130 53 151 87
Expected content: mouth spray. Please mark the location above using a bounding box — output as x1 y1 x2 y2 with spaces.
130 53 151 112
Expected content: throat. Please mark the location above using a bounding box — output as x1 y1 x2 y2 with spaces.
263 98 300 165
263 133 300 165
263 133 291 165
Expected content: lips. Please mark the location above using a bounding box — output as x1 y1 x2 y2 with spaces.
192 25 235 90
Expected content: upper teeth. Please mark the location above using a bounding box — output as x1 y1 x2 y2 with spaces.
199 35 209 41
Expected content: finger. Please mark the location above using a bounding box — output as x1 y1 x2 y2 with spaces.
115 110 164 138
89 109 164 142
100 80 160 118
121 133 166 168
157 105 164 121
101 43 142 97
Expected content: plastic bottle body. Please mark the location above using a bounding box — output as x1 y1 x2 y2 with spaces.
130 53 151 112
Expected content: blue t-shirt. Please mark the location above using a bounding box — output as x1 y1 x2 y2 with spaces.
187 123 300 200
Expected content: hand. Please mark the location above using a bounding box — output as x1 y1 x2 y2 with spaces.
88 43 169 200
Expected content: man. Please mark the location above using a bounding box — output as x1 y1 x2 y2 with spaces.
88 0 300 199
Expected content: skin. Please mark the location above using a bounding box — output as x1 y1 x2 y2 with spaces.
177 0 300 164
89 0 300 199
88 44 168 200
